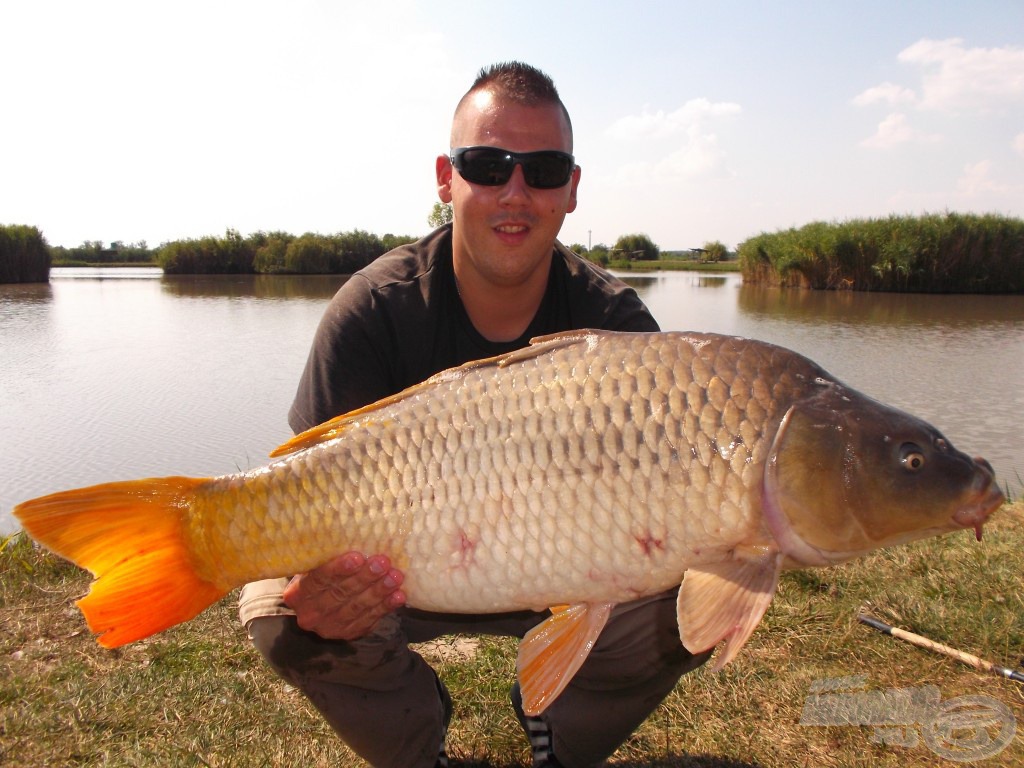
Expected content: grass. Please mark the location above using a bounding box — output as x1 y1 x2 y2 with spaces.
3 503 1022 767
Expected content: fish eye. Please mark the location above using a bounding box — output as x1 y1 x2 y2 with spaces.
900 443 926 472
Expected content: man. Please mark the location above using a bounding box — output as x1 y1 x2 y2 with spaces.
239 61 711 768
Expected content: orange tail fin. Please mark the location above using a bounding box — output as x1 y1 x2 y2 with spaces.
13 477 228 648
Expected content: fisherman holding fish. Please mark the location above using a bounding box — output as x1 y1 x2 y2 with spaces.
238 62 712 767
15 56 1005 768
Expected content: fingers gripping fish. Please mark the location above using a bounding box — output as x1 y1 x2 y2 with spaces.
14 330 1004 715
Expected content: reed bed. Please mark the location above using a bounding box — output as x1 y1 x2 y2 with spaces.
0 224 50 283
738 213 1024 293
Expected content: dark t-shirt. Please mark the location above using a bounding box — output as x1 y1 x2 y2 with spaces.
288 224 660 433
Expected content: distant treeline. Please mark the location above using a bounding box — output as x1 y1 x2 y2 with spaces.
40 229 420 275
8 213 1023 291
50 240 153 266
157 229 418 275
738 213 1024 293
0 225 50 283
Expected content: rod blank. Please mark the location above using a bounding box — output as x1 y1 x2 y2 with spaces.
858 613 1023 683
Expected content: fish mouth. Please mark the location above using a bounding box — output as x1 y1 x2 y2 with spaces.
952 457 1005 541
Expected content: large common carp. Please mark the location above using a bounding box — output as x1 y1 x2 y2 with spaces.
14 330 1004 714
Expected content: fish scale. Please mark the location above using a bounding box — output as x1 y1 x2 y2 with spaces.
14 329 1004 714
186 332 787 607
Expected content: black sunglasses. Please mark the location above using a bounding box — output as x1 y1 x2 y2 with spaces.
450 146 575 189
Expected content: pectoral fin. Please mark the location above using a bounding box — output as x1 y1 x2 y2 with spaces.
516 602 614 715
677 548 783 670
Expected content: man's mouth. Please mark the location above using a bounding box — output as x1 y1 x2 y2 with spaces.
495 224 528 234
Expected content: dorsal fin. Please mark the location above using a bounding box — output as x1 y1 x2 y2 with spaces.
269 329 600 458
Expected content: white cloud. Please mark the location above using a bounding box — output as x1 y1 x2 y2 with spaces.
897 38 1024 111
1013 133 1024 157
613 126 735 183
852 81 917 107
606 98 741 140
957 160 1012 196
657 124 731 178
606 98 741 182
860 113 941 149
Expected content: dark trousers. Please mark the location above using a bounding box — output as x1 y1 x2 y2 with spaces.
241 580 710 768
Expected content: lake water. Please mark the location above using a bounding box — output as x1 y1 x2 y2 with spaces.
2 268 1022 534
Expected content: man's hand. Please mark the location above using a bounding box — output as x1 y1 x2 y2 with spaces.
283 552 406 640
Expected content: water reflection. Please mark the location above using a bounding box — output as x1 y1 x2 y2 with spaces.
693 275 728 288
615 274 660 290
161 274 350 301
737 283 1024 329
46 267 351 301
0 281 54 307
616 272 729 291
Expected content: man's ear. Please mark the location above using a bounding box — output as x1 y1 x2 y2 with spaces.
436 155 454 204
566 164 581 213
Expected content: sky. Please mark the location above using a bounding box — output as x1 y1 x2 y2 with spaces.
2 1 1023 252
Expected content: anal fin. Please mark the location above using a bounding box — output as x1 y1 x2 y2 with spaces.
677 548 782 671
516 602 614 715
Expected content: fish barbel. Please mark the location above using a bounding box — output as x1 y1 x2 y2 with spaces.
14 330 1004 714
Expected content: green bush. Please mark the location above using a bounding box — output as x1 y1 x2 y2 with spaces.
284 234 336 273
612 233 659 261
251 232 294 274
157 230 256 274
157 228 411 275
0 225 51 283
738 213 1024 292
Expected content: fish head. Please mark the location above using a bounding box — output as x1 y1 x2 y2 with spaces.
763 381 1004 565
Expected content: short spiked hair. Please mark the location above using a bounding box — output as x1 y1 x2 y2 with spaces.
454 61 573 145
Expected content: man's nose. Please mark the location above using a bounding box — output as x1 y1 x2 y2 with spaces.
498 163 531 201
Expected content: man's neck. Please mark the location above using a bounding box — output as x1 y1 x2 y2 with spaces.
455 263 550 343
